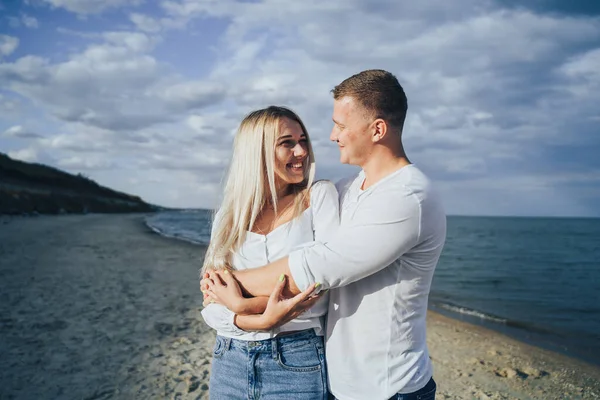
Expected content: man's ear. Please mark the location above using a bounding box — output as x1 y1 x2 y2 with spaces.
371 118 388 143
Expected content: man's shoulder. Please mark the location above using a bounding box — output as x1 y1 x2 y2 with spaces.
385 165 434 197
334 172 360 194
372 165 444 214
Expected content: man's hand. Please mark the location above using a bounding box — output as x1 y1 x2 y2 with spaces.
257 275 322 330
202 270 245 313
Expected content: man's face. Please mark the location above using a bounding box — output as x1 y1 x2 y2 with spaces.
330 96 373 166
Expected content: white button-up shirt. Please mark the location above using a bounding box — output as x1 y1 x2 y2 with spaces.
201 180 340 340
289 165 447 399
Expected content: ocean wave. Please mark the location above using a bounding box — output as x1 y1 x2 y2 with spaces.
435 303 507 324
144 215 209 245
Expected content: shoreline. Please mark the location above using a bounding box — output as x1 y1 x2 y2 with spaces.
1 214 599 399
429 303 600 368
427 311 600 399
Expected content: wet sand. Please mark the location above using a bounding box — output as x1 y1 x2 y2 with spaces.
0 214 598 399
0 214 213 400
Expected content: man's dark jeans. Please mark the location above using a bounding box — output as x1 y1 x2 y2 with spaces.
389 377 436 400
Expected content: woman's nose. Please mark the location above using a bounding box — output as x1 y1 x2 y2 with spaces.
294 143 307 157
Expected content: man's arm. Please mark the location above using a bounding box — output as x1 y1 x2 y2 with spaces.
233 190 425 296
232 180 340 297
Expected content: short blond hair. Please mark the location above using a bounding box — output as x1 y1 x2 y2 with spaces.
332 69 408 132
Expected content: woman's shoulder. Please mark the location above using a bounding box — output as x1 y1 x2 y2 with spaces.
310 179 338 196
308 179 339 207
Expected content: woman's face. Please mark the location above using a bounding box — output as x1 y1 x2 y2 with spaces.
273 117 309 189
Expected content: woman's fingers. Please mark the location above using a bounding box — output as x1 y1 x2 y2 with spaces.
203 290 219 305
200 278 209 292
290 283 317 306
204 271 216 287
214 270 227 286
268 274 287 303
220 269 237 287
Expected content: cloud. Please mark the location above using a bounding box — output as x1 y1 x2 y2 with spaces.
56 155 116 170
21 14 39 28
0 32 227 132
129 13 163 33
7 147 39 163
0 94 20 115
6 14 39 28
40 0 143 15
2 125 44 139
0 35 19 57
0 0 599 215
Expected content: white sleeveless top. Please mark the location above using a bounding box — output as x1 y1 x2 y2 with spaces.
200 180 340 340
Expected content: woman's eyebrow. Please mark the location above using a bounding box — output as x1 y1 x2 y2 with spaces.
278 134 306 141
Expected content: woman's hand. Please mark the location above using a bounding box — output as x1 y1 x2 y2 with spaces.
202 270 246 313
253 275 322 331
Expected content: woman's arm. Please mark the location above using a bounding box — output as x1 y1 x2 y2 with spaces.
203 270 269 315
234 275 320 331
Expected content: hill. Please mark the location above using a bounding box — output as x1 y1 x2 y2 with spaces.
0 152 157 215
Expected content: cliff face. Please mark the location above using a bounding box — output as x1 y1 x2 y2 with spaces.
0 153 157 215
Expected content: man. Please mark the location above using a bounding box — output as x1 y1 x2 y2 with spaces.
205 69 446 400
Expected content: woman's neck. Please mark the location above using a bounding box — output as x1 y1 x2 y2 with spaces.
265 183 293 208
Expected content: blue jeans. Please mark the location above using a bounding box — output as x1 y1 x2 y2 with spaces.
390 377 436 400
209 329 328 399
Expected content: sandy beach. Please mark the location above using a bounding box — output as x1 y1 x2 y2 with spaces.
1 214 599 400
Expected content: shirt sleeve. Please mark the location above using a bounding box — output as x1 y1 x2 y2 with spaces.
200 304 248 336
310 180 340 243
288 186 422 290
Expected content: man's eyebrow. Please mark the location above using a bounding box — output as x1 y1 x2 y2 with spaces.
332 118 343 126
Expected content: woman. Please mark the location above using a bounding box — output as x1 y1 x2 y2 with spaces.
200 106 339 399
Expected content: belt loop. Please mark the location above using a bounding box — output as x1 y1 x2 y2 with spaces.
224 337 231 352
271 336 278 360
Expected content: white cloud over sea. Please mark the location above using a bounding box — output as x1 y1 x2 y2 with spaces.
1 0 599 216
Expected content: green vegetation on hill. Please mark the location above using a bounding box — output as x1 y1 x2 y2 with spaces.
0 152 157 215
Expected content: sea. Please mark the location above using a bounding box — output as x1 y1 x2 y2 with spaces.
146 211 600 365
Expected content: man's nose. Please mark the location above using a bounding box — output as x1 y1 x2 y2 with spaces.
329 128 337 142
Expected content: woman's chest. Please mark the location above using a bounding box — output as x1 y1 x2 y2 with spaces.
233 213 314 269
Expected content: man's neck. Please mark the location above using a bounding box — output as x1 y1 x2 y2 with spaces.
360 152 411 190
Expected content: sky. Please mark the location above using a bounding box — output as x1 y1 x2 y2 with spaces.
0 0 599 217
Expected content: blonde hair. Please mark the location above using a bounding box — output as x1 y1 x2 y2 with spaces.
202 106 316 272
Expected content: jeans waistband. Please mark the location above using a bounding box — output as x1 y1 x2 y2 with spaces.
217 329 318 354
